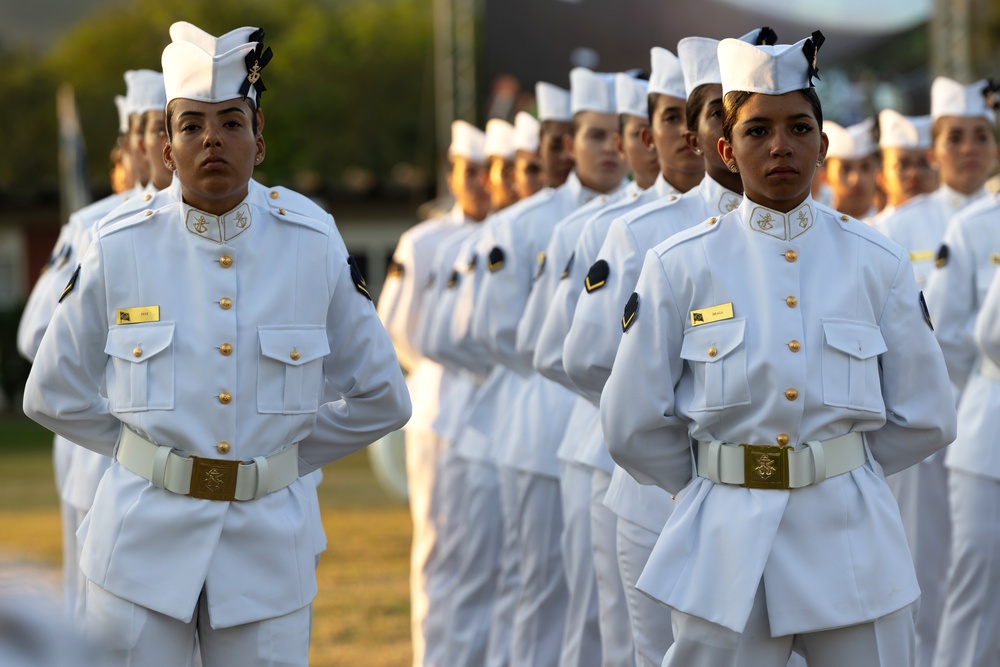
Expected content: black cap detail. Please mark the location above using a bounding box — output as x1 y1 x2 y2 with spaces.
239 29 273 102
59 264 81 303
488 246 505 272
560 251 575 280
983 79 1000 110
756 27 778 46
584 260 609 293
347 256 371 300
622 292 639 332
919 291 933 330
387 260 404 278
935 244 949 269
802 30 826 87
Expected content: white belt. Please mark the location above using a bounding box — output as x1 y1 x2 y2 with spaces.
980 356 1000 382
116 427 300 501
697 432 865 490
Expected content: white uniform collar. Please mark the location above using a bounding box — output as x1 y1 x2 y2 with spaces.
698 175 743 215
937 182 988 217
184 196 253 244
653 172 680 198
739 195 816 241
624 179 644 197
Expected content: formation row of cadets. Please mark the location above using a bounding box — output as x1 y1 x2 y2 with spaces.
379 23 1000 667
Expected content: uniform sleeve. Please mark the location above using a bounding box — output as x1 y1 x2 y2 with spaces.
22 242 119 455
515 229 564 372
299 241 412 471
564 218 644 406
600 249 692 494
867 253 957 475
378 231 423 371
925 222 979 390
412 244 450 363
436 239 493 377
17 221 80 361
975 268 1000 366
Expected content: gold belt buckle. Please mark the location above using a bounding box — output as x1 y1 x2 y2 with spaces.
189 456 240 501
740 444 790 490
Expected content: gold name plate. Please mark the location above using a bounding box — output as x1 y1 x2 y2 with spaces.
690 302 734 327
909 249 934 262
116 306 160 325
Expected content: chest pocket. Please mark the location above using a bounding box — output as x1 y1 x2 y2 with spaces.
258 326 330 414
105 322 175 413
680 318 750 411
821 320 887 413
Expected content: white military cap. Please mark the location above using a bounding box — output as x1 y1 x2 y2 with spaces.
615 73 649 119
513 111 540 153
124 70 166 116
570 67 617 115
536 82 571 122
825 118 877 159
878 109 932 149
931 77 997 123
678 27 778 95
449 120 487 162
115 95 129 134
485 118 516 159
719 31 826 96
162 37 268 107
169 21 259 54
648 47 686 99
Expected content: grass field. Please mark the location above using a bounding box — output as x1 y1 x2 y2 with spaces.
0 412 413 666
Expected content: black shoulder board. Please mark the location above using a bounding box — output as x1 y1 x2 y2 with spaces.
919 291 933 330
560 251 575 280
584 260 609 293
467 254 478 272
347 256 371 300
59 264 81 303
534 252 547 281
622 292 639 332
387 260 404 279
935 244 949 269
446 269 460 289
488 246 505 272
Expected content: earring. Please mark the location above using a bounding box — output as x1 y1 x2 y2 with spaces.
165 161 174 170
693 147 703 155
254 156 262 164
816 157 825 167
729 163 739 173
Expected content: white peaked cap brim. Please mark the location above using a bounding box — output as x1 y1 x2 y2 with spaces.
450 120 487 163
649 47 686 99
169 22 259 55
616 74 649 119
878 109 932 149
514 111 540 153
570 68 617 115
124 69 166 116
825 117 876 160
719 36 815 96
536 82 571 123
115 95 129 133
931 77 996 123
485 118 516 159
163 40 260 106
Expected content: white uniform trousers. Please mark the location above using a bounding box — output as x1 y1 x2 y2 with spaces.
443 458 504 666
510 468 569 667
886 449 951 667
85 581 310 666
933 470 1000 667
485 462 522 667
559 460 601 667
54 436 77 617
590 468 634 666
616 518 673 667
405 427 447 667
422 447 468 667
662 581 914 667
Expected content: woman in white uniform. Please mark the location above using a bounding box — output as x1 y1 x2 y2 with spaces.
601 32 956 666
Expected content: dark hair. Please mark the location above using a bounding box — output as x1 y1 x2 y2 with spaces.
685 84 718 131
164 98 259 140
722 88 823 143
647 92 662 124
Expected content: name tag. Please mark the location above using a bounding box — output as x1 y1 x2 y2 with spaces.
991 253 1000 265
909 249 934 262
690 302 733 327
116 306 160 325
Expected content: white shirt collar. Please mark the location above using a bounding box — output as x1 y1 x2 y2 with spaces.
937 183 988 216
739 196 816 241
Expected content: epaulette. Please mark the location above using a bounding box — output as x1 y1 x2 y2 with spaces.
619 191 684 228
262 186 334 224
827 205 905 259
99 201 172 237
267 203 331 235
651 209 725 259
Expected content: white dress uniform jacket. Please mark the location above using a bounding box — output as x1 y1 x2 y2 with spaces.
601 197 956 635
23 191 410 628
976 267 1000 364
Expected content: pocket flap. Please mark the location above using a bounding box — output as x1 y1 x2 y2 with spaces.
258 326 330 366
822 320 887 360
105 322 175 362
680 318 746 362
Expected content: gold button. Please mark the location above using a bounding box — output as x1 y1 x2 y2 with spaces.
668 195 677 201
218 391 232 405
132 346 143 358
219 255 233 268
788 340 801 353
219 297 232 310
144 210 153 217
278 208 286 215
143 193 152 202
785 388 799 401
841 214 849 221
217 441 231 454
270 191 279 200
784 250 798 263
708 217 717 225
290 350 301 361
785 296 798 308
219 343 233 356
776 433 790 446
707 346 718 357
